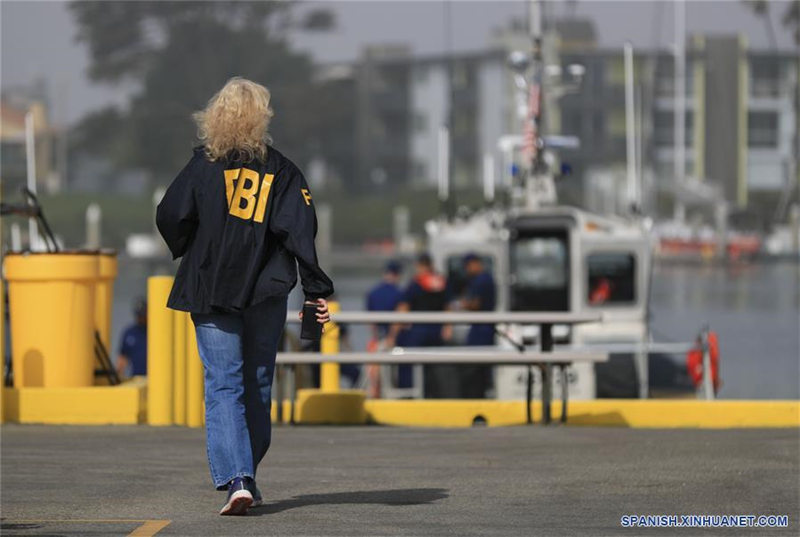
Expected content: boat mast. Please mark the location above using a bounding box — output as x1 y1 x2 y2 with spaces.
673 0 686 222
519 0 557 210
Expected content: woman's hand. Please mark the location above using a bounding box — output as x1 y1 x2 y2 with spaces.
299 298 330 325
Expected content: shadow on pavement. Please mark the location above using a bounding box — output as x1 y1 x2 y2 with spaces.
250 488 450 515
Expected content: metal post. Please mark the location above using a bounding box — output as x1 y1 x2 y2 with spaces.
636 346 649 399
715 203 729 261
559 365 568 423
393 206 410 253
483 153 496 203
790 204 799 257
624 42 637 211
25 111 40 251
85 203 102 250
288 364 297 425
673 0 687 222
437 126 450 204
526 366 534 425
540 323 553 424
701 328 715 400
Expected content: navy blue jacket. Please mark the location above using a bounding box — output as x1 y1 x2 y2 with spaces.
156 146 334 313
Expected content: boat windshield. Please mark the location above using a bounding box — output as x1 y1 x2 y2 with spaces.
512 237 568 288
510 230 570 311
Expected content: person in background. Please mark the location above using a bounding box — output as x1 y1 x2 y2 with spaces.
367 260 403 343
460 253 496 398
365 260 404 395
116 298 148 378
461 253 496 345
387 253 453 396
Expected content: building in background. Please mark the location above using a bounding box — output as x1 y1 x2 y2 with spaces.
326 19 798 226
0 82 62 197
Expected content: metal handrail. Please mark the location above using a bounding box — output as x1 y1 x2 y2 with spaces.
282 310 604 426
277 349 608 365
285 310 603 324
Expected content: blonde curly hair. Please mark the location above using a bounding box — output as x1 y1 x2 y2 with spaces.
193 77 274 162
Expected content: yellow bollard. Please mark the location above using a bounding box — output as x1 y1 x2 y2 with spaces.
320 301 340 393
172 310 187 425
147 276 174 425
185 313 205 428
95 252 118 351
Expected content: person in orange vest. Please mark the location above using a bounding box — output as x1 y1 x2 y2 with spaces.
387 253 453 396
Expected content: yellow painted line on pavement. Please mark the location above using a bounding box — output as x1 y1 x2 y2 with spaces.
128 519 172 536
5 519 172 536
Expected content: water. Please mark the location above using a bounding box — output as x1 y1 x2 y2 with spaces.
648 262 799 399
111 259 799 400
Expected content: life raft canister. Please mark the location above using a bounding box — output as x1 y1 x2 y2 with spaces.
686 331 720 392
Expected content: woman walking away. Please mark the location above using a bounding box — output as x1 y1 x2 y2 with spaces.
156 77 334 516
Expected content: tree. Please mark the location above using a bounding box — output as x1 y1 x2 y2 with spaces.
743 0 800 47
70 1 335 184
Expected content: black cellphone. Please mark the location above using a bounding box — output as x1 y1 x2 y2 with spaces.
300 301 323 341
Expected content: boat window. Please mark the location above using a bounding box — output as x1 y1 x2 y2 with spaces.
512 237 568 289
586 252 636 305
509 230 570 311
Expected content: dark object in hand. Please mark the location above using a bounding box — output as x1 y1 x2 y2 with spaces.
301 301 323 341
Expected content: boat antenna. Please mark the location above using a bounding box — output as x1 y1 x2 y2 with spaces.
624 41 641 214
439 0 455 219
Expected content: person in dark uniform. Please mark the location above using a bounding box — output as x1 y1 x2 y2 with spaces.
366 260 403 342
462 253 496 345
460 253 496 398
387 253 453 396
156 77 332 516
116 298 148 378
366 260 404 390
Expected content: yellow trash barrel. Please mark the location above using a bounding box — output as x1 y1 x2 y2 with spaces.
4 252 99 387
95 250 118 352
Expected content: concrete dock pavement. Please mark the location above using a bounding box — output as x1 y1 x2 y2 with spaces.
1 425 798 536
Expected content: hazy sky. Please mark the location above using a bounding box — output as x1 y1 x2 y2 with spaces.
2 1 797 126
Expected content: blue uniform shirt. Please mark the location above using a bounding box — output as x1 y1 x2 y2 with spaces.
119 324 148 376
466 271 496 311
466 271 496 345
366 281 402 337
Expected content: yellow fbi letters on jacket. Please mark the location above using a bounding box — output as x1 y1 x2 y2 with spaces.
225 168 272 223
225 168 312 223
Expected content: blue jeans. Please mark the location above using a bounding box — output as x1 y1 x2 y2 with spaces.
191 296 288 490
